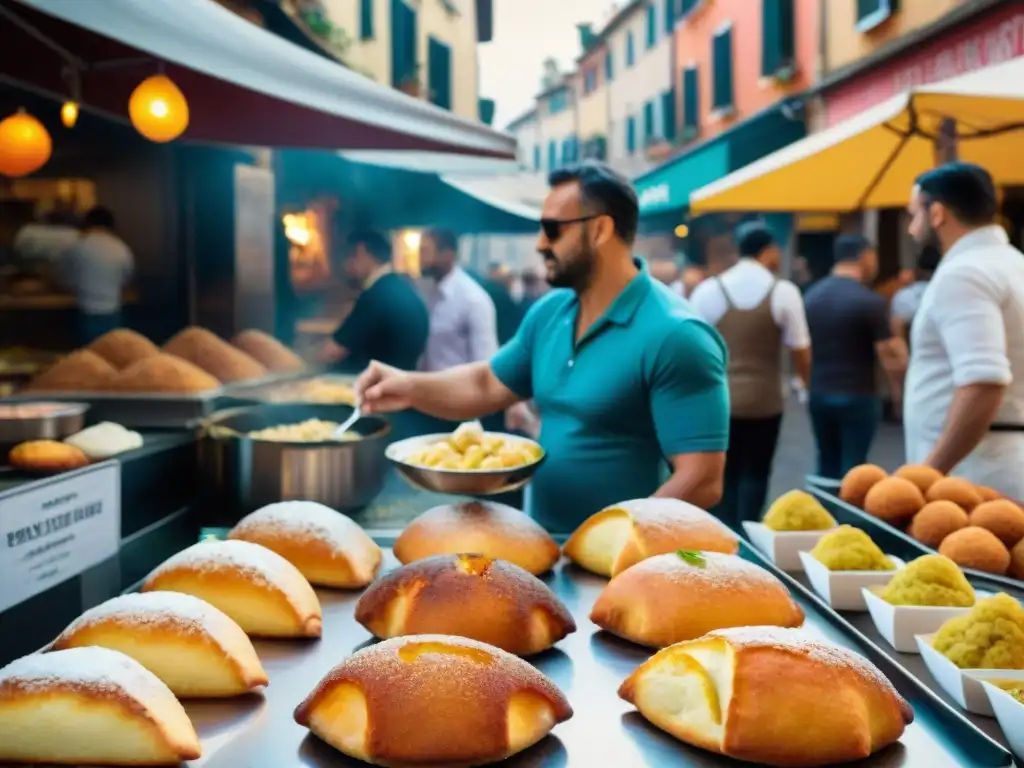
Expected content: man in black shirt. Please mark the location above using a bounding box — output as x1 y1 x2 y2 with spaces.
803 235 908 478
320 230 429 373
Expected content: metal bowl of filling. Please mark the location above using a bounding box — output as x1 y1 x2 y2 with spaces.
199 403 390 513
386 421 545 496
0 401 90 449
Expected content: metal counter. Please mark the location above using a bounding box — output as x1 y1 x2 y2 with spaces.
180 543 1013 767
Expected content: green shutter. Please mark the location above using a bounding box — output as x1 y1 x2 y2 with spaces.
681 0 698 14
643 101 655 140
646 4 657 49
360 0 374 39
682 66 699 136
605 51 614 81
626 30 635 66
390 0 417 86
427 36 452 109
478 98 495 124
712 27 733 109
626 116 636 153
661 88 676 141
665 0 676 33
761 0 794 76
548 140 557 169
856 0 898 31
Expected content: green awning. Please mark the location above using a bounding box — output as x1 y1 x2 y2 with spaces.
635 141 730 217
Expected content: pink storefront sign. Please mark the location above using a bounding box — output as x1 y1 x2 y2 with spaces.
825 5 1024 127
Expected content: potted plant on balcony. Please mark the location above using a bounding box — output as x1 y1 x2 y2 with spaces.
398 64 424 97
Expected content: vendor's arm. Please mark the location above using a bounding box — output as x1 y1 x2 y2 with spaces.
925 268 1010 474
358 298 543 418
870 294 908 406
774 280 812 388
649 319 730 509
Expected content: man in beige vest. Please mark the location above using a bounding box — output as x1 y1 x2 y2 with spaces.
690 222 812 526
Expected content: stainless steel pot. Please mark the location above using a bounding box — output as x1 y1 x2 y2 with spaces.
198 403 391 513
0 401 89 451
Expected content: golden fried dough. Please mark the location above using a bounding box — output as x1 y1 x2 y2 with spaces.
864 477 925 525
164 326 266 383
109 353 220 393
26 349 117 391
9 439 89 473
839 464 887 508
231 329 305 372
908 501 969 549
938 526 1011 575
926 477 983 511
87 328 160 370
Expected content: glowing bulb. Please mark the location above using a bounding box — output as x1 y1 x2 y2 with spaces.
60 101 79 128
674 224 689 238
403 231 422 249
0 109 52 177
129 74 189 143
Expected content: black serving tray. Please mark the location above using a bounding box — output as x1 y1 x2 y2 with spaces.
165 537 1012 767
810 487 1024 601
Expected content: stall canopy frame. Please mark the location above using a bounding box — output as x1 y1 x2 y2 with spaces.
1 0 516 157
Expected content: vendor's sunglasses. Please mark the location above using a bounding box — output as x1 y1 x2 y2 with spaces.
540 215 599 242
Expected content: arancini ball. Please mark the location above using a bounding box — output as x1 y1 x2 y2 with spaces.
938 526 1011 575
1010 538 1024 580
926 477 983 511
894 464 944 494
839 464 888 508
969 500 1024 549
863 477 925 525
976 485 1003 503
908 501 969 549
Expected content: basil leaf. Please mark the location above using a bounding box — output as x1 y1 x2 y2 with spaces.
676 549 706 567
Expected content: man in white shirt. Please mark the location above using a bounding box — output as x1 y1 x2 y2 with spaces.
689 222 812 524
418 228 499 372
63 206 134 344
904 162 1024 499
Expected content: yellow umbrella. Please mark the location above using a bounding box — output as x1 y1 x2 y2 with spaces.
690 57 1024 214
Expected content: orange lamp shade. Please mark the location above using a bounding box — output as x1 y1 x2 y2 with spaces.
0 109 52 178
128 74 189 143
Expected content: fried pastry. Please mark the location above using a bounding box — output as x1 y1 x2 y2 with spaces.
864 477 925 524
355 554 575 655
142 539 322 638
231 329 305 372
87 328 160 370
51 592 268 697
294 634 572 766
0 646 201 765
228 501 381 588
109 353 220 393
619 626 913 766
591 551 804 648
563 498 739 578
9 439 89 473
26 349 117 391
164 326 266 382
394 500 561 575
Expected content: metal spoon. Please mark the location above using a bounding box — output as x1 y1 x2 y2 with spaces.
331 404 362 440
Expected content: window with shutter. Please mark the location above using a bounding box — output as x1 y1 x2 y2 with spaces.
626 116 637 154
360 0 374 39
533 145 540 171
548 140 557 170
665 0 677 33
682 65 699 138
761 0 795 77
646 4 657 49
427 36 452 110
626 30 636 67
712 26 734 110
478 98 495 125
390 0 418 87
643 101 655 141
680 0 700 16
605 51 614 81
661 88 676 141
856 0 899 32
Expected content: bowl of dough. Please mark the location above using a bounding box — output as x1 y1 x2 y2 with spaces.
387 420 545 495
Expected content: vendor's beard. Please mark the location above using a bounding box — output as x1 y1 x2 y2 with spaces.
543 244 595 292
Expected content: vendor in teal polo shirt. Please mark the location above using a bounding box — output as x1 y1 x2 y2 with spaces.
354 163 730 532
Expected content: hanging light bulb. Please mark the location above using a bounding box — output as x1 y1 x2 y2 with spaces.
129 74 189 143
0 108 52 178
60 101 79 128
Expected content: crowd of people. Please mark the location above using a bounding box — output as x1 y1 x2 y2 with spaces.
340 159 1023 535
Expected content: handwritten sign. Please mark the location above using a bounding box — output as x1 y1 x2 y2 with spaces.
0 462 121 613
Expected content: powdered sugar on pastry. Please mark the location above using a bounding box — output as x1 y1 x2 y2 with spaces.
232 501 377 556
0 646 193 733
55 592 252 653
147 539 310 596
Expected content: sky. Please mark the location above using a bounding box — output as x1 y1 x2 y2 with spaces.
479 0 615 129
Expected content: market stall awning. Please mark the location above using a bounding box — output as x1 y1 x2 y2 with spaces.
634 140 730 217
0 0 516 157
690 57 1024 213
337 150 520 176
